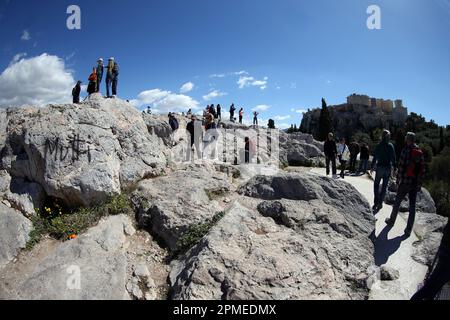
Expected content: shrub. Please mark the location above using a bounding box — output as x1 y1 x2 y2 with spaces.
26 194 133 249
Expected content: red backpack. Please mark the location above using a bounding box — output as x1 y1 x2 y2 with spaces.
406 147 424 178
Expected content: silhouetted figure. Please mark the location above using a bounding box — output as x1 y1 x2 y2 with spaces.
324 133 338 177
217 104 221 121
239 108 244 124
359 143 370 174
349 141 360 173
253 111 259 126
229 104 236 122
72 81 82 104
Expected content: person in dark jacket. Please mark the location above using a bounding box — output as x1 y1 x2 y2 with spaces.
358 143 370 174
168 113 179 131
72 81 82 104
349 141 361 173
371 130 396 212
411 221 450 300
324 133 338 177
385 132 425 237
96 58 104 93
229 104 236 122
216 104 221 121
186 115 202 161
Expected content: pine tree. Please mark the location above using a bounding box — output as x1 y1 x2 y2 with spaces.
317 98 332 141
439 127 445 153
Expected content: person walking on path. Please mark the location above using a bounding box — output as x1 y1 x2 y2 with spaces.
337 138 350 179
106 57 119 98
239 108 244 124
358 143 370 174
349 141 360 173
385 132 425 237
253 111 259 126
371 130 397 212
324 133 338 177
96 58 104 93
411 221 450 300
229 104 236 122
72 81 82 104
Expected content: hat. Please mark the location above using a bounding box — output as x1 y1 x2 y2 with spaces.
109 57 115 61
97 58 103 62
77 80 82 84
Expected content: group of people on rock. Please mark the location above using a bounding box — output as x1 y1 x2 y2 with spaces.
325 129 425 238
72 57 120 103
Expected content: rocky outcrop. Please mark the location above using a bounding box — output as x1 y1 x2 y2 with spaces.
5 214 135 300
1 94 167 208
170 198 376 300
0 204 32 269
142 114 173 146
132 164 230 251
279 132 324 166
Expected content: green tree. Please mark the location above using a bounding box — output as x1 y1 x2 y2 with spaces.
317 98 333 141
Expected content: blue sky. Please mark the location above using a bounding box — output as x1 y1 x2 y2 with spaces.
1 0 450 127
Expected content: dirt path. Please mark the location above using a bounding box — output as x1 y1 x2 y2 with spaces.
309 168 428 300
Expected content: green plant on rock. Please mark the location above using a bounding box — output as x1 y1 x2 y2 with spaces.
174 211 225 256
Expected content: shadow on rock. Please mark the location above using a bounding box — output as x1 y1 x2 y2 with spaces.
371 225 409 266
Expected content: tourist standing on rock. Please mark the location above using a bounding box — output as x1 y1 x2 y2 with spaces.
216 104 222 121
324 133 338 177
337 138 350 179
72 81 82 104
187 109 192 118
87 68 97 95
349 141 360 173
210 104 217 119
411 221 450 300
230 104 236 122
385 132 425 237
239 108 244 124
371 130 397 212
203 113 218 159
168 113 179 132
253 111 259 126
358 143 370 174
106 57 119 98
186 115 202 161
96 58 104 93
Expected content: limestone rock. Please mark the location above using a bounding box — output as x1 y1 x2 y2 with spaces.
132 164 230 251
380 265 400 281
1 94 167 207
142 113 173 146
0 204 32 269
10 214 134 300
170 202 375 300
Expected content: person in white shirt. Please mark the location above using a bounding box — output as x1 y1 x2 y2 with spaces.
337 138 350 179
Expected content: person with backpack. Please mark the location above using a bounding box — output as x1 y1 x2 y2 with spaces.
106 57 119 98
229 104 236 122
385 132 425 237
349 141 361 173
186 115 202 161
168 113 179 132
239 108 244 124
371 130 397 212
72 81 82 104
324 133 338 177
337 138 350 179
358 143 370 174
96 58 104 93
87 68 97 96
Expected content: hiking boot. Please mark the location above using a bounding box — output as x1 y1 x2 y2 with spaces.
385 218 395 226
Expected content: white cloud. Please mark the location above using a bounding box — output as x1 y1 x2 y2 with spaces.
203 90 227 101
9 52 27 66
0 53 75 108
210 70 248 78
274 115 291 121
291 108 307 114
132 89 199 113
252 104 271 112
180 81 194 93
21 30 31 41
237 75 268 90
210 73 226 78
